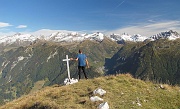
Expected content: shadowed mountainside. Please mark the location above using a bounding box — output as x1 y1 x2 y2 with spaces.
105 39 180 85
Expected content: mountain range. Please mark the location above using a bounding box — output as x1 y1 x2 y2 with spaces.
0 30 179 105
0 30 179 46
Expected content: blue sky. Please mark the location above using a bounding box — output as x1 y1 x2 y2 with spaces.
0 0 180 36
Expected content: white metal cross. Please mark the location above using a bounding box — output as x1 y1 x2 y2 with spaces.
62 55 71 80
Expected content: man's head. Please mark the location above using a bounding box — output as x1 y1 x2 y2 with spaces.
79 49 82 53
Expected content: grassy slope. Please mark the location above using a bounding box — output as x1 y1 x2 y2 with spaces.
0 74 180 109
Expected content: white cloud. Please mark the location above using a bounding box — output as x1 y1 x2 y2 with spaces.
1 21 180 37
26 29 76 36
0 29 77 37
16 25 27 28
105 21 180 36
0 22 12 28
144 21 180 29
29 29 107 36
0 31 16 36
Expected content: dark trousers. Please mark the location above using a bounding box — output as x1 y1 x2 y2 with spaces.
78 66 88 79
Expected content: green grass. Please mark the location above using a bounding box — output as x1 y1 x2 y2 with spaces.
0 74 180 109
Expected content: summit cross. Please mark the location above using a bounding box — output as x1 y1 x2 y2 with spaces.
62 55 71 80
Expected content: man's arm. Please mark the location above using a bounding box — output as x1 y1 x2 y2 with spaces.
70 58 78 61
86 58 89 68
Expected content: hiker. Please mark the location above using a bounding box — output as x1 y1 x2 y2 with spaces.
70 49 89 80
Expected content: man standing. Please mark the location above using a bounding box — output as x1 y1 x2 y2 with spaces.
70 49 89 80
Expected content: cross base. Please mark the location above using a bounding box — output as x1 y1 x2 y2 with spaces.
64 78 78 85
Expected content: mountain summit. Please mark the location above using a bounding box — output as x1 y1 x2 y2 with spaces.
150 30 180 40
0 74 180 109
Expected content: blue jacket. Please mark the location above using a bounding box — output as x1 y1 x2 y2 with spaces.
77 54 87 66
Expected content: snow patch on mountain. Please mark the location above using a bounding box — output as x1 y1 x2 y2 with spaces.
11 56 26 70
47 51 58 62
18 56 25 61
9 56 31 71
1 61 10 70
11 61 18 70
2 61 6 67
8 75 12 83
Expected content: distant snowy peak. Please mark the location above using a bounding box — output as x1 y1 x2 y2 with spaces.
0 33 37 45
110 30 180 42
89 32 104 42
47 32 104 42
109 33 148 42
149 30 180 41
